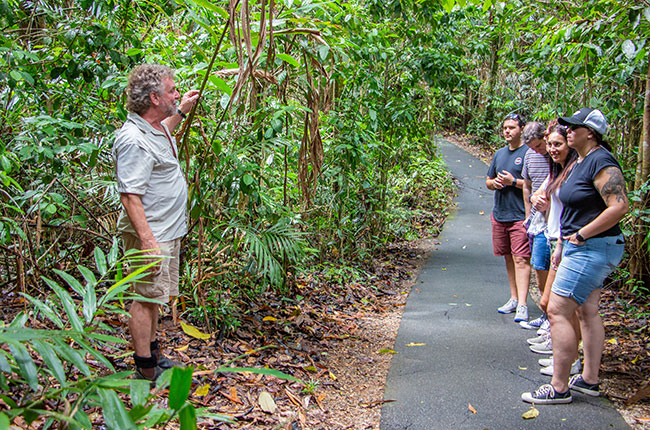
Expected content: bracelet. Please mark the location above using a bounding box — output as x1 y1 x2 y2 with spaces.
176 108 187 119
576 232 586 242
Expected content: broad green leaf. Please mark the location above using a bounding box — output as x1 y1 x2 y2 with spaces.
51 338 91 377
216 366 302 383
126 48 142 56
0 412 9 428
7 341 39 391
52 269 85 297
32 340 66 385
108 237 120 267
318 45 329 61
20 293 64 328
42 277 84 332
0 351 11 372
179 404 197 430
184 0 227 17
276 53 300 67
77 265 97 287
130 379 150 406
242 174 254 186
94 247 107 276
210 76 233 96
97 388 138 430
73 410 93 429
82 282 97 323
128 404 154 422
76 341 115 372
99 260 158 306
168 366 194 410
86 332 129 344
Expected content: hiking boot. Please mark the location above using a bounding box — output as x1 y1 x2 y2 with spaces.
529 338 553 354
151 340 183 369
537 319 551 335
527 332 551 345
520 313 547 330
540 359 582 376
514 304 528 323
569 374 600 397
134 354 163 382
521 384 572 404
497 298 518 314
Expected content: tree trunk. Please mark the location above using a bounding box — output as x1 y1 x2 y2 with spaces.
628 51 650 285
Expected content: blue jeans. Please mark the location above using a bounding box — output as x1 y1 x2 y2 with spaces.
530 232 550 271
552 235 624 305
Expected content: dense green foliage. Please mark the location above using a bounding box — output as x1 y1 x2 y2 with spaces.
2 0 650 427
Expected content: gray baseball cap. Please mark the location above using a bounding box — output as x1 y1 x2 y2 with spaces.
558 108 607 136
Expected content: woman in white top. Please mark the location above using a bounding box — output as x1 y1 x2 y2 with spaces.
526 123 582 379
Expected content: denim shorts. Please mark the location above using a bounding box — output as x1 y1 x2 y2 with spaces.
530 232 550 271
552 234 624 305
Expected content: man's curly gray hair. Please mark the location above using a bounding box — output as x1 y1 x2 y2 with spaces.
126 64 175 114
521 121 546 145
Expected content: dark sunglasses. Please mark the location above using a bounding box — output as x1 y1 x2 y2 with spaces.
568 124 586 131
504 113 522 121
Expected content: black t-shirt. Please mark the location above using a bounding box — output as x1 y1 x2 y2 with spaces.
559 147 622 237
487 144 528 222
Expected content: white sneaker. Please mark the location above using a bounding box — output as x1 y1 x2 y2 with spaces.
520 313 547 330
539 357 553 367
497 298 518 314
527 332 551 345
540 359 582 376
514 304 528 322
537 319 551 335
530 338 553 354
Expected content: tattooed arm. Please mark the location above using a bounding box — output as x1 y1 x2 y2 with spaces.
565 166 629 244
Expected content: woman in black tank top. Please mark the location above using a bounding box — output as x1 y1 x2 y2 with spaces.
522 108 628 405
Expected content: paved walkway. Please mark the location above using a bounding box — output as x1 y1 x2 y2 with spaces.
381 138 629 429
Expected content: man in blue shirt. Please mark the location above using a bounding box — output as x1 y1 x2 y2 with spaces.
486 114 532 323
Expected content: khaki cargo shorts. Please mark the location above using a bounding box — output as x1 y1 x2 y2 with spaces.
122 232 180 303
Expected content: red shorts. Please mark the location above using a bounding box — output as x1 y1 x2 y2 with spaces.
491 215 531 257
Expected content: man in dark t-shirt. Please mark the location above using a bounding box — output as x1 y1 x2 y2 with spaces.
486 114 532 323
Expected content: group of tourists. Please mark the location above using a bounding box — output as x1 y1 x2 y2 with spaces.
486 110 629 404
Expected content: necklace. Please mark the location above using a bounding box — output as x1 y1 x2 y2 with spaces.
578 145 599 163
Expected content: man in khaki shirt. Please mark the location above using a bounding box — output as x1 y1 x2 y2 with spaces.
113 64 198 380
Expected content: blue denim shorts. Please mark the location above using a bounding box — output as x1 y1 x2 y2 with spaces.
530 232 550 271
552 234 624 305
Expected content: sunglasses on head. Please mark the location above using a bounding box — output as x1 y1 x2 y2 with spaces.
504 113 522 121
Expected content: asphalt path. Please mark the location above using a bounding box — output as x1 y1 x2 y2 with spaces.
380 138 629 429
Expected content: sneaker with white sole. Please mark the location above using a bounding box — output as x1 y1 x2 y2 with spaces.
527 332 551 345
569 374 600 397
521 384 572 404
497 298 518 314
539 357 553 367
530 338 553 354
520 313 547 330
537 319 551 335
514 304 528 322
540 359 582 376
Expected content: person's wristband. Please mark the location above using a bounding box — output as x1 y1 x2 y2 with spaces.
513 178 517 187
576 232 586 242
177 108 187 119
